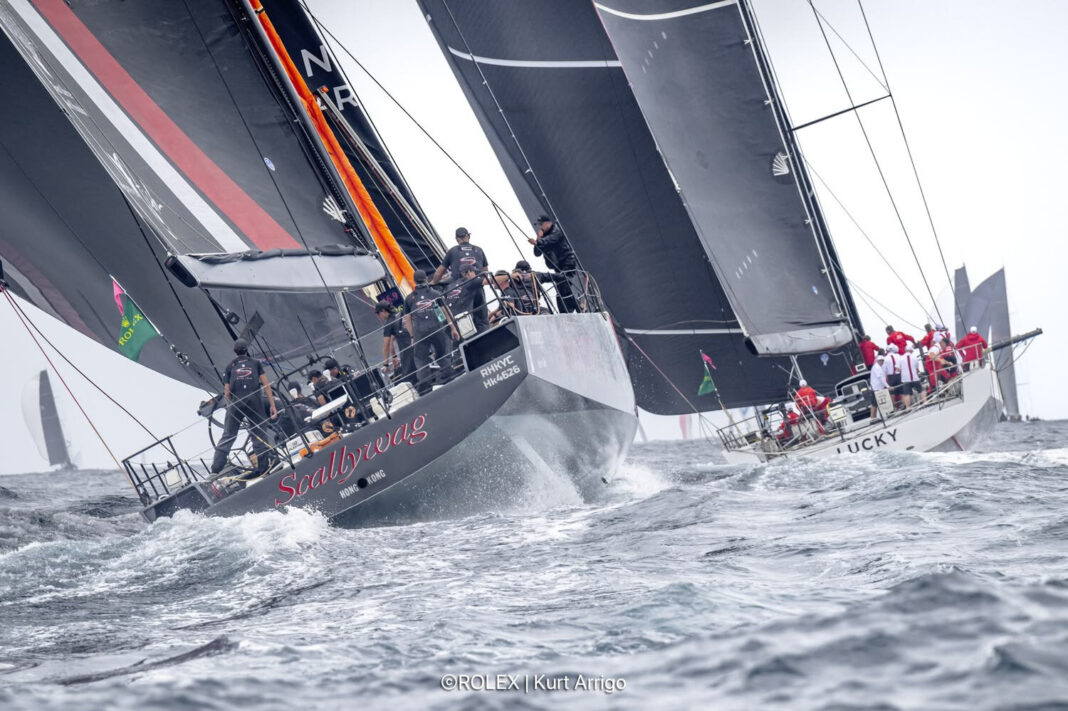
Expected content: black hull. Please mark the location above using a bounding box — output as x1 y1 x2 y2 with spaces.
140 314 637 528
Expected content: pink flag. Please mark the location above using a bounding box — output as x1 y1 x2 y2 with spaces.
701 351 716 370
112 277 125 317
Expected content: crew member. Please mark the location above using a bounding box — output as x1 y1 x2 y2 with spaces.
885 325 916 355
938 339 960 382
528 215 581 312
883 344 902 408
918 323 937 350
430 227 488 285
898 343 925 408
858 335 879 369
793 379 831 429
442 263 486 326
955 326 988 370
376 302 414 384
777 405 801 443
309 369 329 406
210 338 277 476
511 260 555 315
404 269 458 394
868 352 889 419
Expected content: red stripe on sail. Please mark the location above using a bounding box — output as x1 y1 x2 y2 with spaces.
31 0 299 251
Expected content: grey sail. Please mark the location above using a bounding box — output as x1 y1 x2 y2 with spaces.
958 268 1018 418
593 0 856 355
21 370 72 468
417 0 857 414
954 266 972 340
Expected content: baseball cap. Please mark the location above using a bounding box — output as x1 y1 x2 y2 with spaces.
534 214 552 224
514 260 531 272
798 379 808 387
969 326 978 333
455 227 470 238
412 269 428 283
875 353 885 360
233 338 248 353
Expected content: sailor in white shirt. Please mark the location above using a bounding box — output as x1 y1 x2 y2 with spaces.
899 343 926 407
869 352 889 419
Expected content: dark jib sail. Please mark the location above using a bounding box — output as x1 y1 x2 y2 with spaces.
261 0 445 274
417 0 856 413
593 0 856 354
0 0 387 388
21 370 72 468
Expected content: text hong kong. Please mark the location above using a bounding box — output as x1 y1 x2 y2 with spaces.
275 414 427 506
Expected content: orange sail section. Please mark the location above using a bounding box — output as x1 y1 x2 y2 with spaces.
250 1 415 290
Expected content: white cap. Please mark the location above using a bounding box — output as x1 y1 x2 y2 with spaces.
969 326 978 333
799 379 808 387
936 324 946 330
876 353 885 360
887 344 898 353
928 347 940 355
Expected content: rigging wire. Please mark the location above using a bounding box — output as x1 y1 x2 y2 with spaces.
296 0 536 256
805 0 946 329
3 290 160 442
804 160 932 320
854 0 962 331
4 288 128 476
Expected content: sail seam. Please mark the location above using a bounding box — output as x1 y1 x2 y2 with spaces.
626 328 743 336
447 46 621 69
593 1 737 22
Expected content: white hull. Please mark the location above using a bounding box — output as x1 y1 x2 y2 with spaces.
722 363 1002 464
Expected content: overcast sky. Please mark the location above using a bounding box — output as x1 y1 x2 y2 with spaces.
2 0 1064 473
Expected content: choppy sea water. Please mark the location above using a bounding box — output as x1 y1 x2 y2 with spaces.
1 421 1067 710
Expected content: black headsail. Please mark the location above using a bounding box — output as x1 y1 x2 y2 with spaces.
593 0 858 355
0 0 388 388
417 0 858 413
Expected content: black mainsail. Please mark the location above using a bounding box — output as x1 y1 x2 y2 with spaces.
417 0 859 413
0 0 393 388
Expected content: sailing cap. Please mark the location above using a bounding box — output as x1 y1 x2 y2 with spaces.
412 269 428 283
928 347 940 355
798 379 807 387
455 227 470 238
886 344 898 353
514 260 531 272
233 338 248 353
876 353 885 360
534 214 552 224
969 326 978 333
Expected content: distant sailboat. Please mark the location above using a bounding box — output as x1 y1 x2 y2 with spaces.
954 267 1021 420
21 370 74 471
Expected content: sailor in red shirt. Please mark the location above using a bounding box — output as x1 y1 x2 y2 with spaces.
777 406 801 443
794 379 831 430
955 327 988 370
918 323 936 350
885 325 916 355
858 335 880 369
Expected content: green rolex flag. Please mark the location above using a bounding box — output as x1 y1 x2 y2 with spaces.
113 278 159 361
698 351 717 396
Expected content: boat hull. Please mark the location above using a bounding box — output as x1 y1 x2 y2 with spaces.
722 363 1002 464
141 313 637 527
